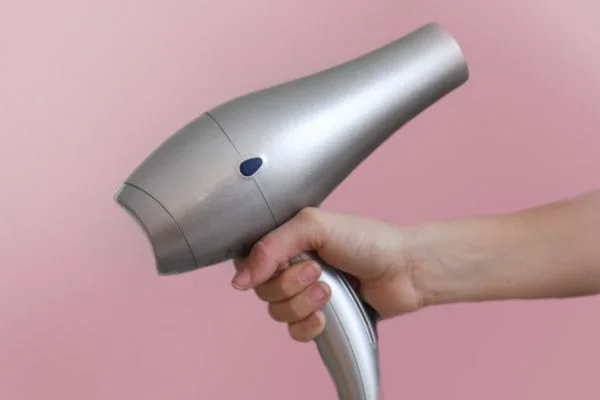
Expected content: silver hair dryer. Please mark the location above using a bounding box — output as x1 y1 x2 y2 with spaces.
115 22 468 400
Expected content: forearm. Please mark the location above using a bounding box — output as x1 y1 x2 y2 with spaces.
413 189 600 307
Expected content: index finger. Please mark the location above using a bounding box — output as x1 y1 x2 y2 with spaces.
231 208 329 290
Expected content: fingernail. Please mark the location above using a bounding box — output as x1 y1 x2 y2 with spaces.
308 284 329 303
299 263 320 285
232 269 251 290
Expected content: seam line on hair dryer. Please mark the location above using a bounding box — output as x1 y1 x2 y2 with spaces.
124 182 198 266
205 112 278 225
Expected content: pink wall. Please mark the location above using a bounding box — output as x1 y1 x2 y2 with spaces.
2 1 599 399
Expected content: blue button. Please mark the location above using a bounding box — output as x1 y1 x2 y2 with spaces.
239 157 263 177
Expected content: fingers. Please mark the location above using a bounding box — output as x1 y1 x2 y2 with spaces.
232 208 329 290
288 311 326 342
268 280 331 323
243 258 332 343
254 260 321 302
230 208 355 343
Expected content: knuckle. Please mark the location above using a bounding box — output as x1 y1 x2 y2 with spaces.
267 302 291 322
255 274 291 302
276 272 295 296
286 298 304 319
288 325 311 342
282 263 313 291
297 207 320 223
279 296 309 322
267 303 282 321
277 285 294 301
288 314 325 342
296 207 329 242
254 285 270 301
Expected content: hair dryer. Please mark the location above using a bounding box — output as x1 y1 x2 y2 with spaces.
114 22 468 400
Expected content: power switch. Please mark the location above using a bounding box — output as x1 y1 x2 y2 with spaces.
239 157 263 177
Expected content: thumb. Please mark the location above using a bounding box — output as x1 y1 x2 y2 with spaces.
232 208 331 290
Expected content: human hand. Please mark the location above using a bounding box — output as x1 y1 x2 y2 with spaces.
233 189 600 342
231 207 430 342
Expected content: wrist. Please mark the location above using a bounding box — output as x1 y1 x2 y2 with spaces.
403 190 600 310
406 214 531 308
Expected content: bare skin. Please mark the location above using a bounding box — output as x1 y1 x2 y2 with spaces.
232 189 600 342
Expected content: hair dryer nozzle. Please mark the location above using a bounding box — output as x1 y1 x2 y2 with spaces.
114 183 197 275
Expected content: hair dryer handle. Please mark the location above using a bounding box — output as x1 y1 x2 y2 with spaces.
293 252 381 400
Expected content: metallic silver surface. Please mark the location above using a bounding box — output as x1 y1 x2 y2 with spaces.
209 22 468 224
114 183 197 271
116 114 276 274
115 22 468 400
296 252 380 400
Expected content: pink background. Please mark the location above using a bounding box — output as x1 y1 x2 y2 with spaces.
2 0 599 399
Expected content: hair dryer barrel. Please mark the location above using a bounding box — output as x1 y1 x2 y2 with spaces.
115 23 468 275
208 22 469 224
